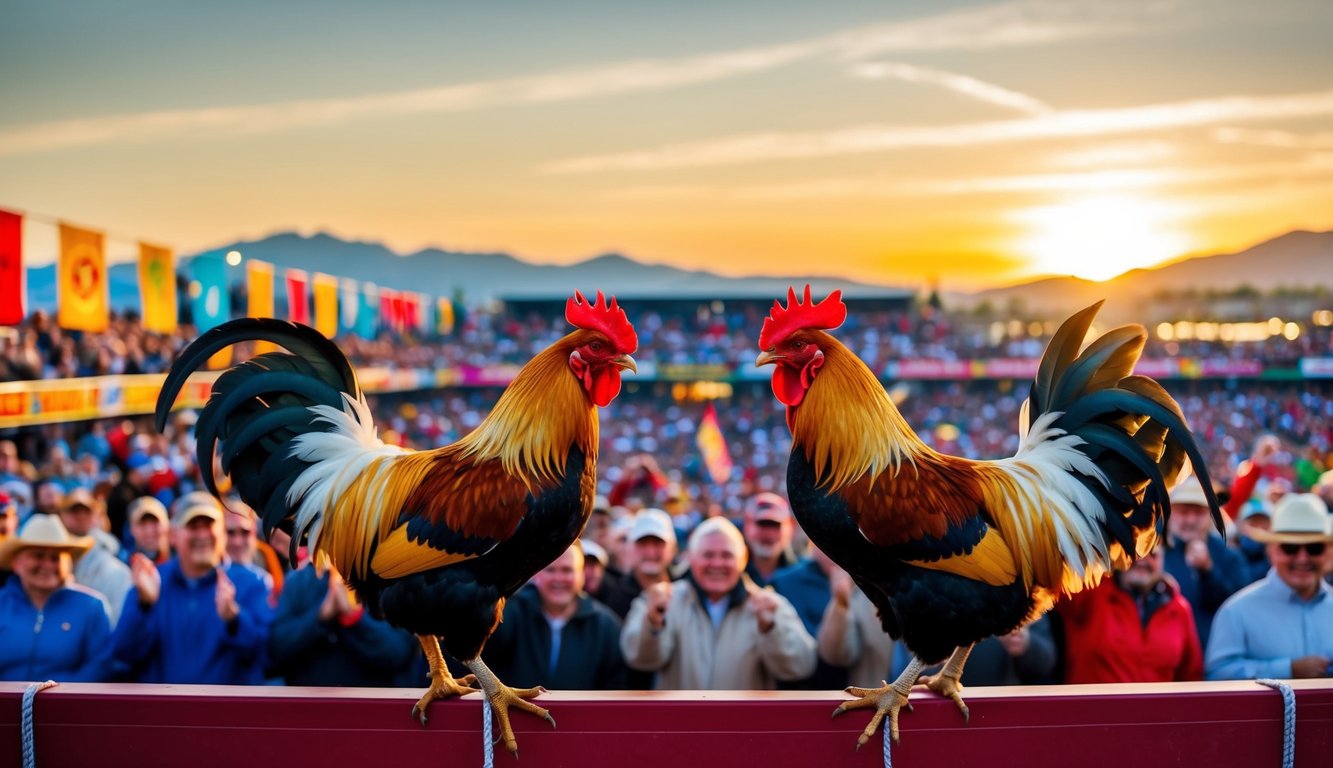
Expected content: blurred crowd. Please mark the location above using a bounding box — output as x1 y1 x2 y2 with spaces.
2 299 1332 693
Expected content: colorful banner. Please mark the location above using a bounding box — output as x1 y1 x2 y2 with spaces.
313 272 338 338
138 242 176 333
437 297 455 336
0 210 23 325
379 287 400 333
189 255 231 368
286 268 309 325
338 278 359 337
357 282 378 339
246 259 276 354
696 402 733 484
57 222 108 331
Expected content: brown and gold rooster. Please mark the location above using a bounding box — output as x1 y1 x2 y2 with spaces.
155 291 637 755
755 287 1222 747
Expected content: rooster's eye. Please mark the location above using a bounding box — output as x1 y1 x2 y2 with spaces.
791 341 805 351
589 341 603 353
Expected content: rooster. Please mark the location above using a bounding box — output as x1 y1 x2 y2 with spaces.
755 287 1222 747
155 291 637 755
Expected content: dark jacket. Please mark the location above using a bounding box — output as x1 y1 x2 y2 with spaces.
770 558 850 690
1163 533 1248 648
268 565 420 687
484 584 628 690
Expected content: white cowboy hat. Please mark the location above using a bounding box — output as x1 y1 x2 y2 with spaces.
1245 493 1333 545
0 513 94 569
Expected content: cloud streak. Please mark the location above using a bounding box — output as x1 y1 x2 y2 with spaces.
546 89 1333 172
0 0 1157 157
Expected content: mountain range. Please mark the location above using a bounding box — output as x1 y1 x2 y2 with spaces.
23 228 1332 317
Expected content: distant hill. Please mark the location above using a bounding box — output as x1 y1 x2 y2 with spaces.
21 228 1332 316
960 230 1333 318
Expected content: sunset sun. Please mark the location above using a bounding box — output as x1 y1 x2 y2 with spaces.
1015 195 1193 282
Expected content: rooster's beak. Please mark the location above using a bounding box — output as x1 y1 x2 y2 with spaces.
613 354 638 374
755 350 781 367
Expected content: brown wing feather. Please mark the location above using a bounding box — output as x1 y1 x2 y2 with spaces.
402 450 535 541
845 455 986 546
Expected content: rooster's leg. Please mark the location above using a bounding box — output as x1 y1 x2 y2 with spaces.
463 656 556 757
917 643 973 724
832 655 925 748
411 635 479 725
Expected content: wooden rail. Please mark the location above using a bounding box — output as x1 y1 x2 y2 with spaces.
3 681 1331 767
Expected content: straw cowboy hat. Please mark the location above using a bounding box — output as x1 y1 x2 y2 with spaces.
1245 493 1333 545
0 513 95 569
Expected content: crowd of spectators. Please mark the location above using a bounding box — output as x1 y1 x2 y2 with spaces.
1 297 1331 694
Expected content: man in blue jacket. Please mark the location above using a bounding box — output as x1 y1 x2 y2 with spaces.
112 496 273 684
1162 476 1247 649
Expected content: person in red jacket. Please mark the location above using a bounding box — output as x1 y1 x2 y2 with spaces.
1058 543 1204 684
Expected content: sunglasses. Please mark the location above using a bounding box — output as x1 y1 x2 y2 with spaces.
1279 542 1326 557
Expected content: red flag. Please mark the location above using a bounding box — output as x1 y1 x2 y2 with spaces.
285 269 309 325
0 210 22 325
696 402 734 484
379 288 398 331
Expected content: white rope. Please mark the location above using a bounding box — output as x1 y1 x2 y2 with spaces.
1256 679 1296 768
481 697 495 768
882 717 893 768
21 681 58 768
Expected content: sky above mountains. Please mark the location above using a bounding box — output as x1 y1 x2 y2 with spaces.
2 0 1332 290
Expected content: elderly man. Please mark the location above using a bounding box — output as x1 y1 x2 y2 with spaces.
486 542 627 690
127 496 171 565
112 495 273 683
743 492 798 586
0 515 112 681
1206 493 1333 680
57 488 132 627
600 508 679 618
1162 476 1247 648
621 517 816 689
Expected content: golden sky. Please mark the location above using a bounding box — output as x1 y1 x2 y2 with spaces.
2 0 1332 291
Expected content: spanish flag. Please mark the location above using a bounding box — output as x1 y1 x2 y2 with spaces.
138 242 176 333
247 259 275 354
58 222 108 332
696 402 734 484
0 210 23 326
313 272 338 338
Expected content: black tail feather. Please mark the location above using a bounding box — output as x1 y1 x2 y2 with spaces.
155 318 361 541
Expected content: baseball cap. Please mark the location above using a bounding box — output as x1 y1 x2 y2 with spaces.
581 539 609 565
630 508 677 546
172 491 223 526
128 496 169 524
747 492 791 523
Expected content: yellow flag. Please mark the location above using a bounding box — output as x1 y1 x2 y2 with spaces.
313 272 338 339
247 259 275 354
138 242 176 333
58 223 108 332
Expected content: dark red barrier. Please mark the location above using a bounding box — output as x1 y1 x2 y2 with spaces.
3 681 1331 767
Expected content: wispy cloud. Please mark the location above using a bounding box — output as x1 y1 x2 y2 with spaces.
547 89 1333 172
847 61 1052 114
0 0 1158 158
1211 127 1333 149
605 154 1333 202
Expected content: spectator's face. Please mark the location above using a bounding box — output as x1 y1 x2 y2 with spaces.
1268 540 1329 600
632 536 673 578
12 548 70 593
35 484 63 514
0 444 19 475
586 511 612 548
743 517 791 559
131 515 168 557
58 503 96 537
224 511 256 563
174 517 223 575
532 547 584 614
582 558 605 594
0 504 16 538
1118 547 1164 593
1168 503 1211 540
690 532 742 600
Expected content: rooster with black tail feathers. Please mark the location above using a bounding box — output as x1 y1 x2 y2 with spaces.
156 291 637 756
755 287 1223 748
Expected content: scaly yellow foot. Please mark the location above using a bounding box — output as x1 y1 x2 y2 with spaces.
832 681 914 749
485 683 556 756
918 671 969 724
411 672 479 725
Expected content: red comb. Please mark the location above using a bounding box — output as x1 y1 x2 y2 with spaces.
758 285 847 349
566 290 638 353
